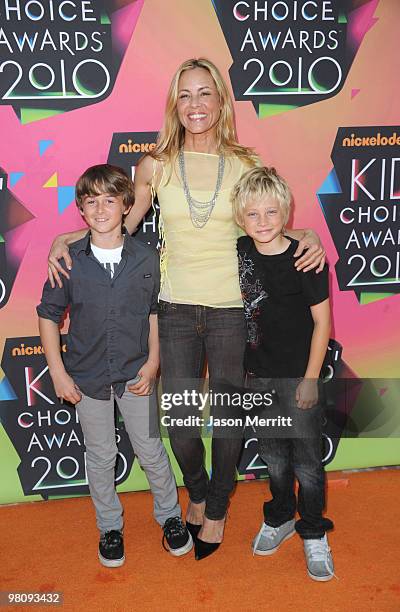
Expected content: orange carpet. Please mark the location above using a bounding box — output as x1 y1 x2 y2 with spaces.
1 470 399 611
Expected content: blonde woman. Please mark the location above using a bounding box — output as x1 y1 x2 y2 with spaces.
48 58 325 560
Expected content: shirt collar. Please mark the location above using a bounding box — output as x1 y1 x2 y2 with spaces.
71 227 136 256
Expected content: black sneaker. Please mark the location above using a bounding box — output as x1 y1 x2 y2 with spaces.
162 517 193 556
98 530 125 567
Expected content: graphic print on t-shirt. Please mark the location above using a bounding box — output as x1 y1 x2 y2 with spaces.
238 250 268 348
90 243 123 278
237 235 329 378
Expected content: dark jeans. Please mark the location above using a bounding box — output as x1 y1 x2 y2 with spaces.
158 301 247 520
247 376 334 539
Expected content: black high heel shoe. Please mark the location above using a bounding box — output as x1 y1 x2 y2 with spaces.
194 537 220 561
186 522 202 540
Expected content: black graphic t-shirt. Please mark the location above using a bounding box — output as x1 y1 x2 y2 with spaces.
237 236 329 378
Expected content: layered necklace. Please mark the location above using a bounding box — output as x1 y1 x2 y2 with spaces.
178 148 225 229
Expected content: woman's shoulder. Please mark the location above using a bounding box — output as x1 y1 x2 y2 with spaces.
136 154 154 177
136 154 164 187
228 152 262 172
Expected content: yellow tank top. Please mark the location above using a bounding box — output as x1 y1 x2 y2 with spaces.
156 152 251 308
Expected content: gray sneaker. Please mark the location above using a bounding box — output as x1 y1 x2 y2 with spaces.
303 535 335 581
252 519 295 556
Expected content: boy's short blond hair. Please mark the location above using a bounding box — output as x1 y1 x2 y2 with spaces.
75 164 135 211
231 166 292 227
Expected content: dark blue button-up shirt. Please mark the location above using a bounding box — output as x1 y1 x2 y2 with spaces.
37 232 159 399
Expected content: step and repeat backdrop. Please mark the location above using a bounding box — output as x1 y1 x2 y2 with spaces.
0 0 399 503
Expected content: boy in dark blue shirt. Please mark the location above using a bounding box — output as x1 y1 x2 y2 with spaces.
37 165 191 567
232 167 335 581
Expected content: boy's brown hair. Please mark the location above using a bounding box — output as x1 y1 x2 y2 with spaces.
75 164 135 210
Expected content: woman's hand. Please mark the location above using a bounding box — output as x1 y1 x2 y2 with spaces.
48 235 75 288
48 229 88 288
293 229 326 273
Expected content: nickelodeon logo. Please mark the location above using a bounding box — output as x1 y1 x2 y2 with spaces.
342 132 400 147
12 343 66 357
119 140 156 154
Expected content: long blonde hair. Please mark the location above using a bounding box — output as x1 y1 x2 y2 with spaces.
151 58 256 167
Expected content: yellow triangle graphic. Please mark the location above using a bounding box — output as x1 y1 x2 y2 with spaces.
43 172 58 188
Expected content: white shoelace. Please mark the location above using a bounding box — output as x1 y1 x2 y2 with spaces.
306 538 338 580
252 524 278 556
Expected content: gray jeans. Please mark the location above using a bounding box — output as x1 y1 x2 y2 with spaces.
76 382 180 533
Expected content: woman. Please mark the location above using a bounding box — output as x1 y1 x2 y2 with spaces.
48 58 325 560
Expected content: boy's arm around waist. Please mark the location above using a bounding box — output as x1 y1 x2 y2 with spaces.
128 250 160 397
150 248 160 315
149 249 160 368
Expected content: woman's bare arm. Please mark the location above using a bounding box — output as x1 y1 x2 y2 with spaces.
124 154 156 233
48 155 158 288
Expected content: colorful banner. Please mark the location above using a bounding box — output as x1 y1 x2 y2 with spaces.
212 0 375 117
0 0 399 504
318 125 400 301
0 0 145 122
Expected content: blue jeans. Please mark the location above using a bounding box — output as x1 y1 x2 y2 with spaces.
247 376 334 539
158 301 247 520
